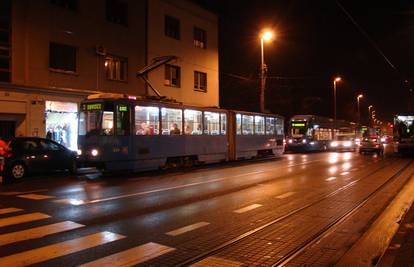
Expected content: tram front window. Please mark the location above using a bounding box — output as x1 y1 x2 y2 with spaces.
79 106 114 136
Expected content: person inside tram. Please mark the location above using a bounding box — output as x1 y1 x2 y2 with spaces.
136 122 149 135
170 123 181 135
185 124 192 135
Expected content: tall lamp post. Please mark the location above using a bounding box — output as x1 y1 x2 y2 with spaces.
259 30 274 113
368 105 373 127
333 77 341 121
357 94 363 124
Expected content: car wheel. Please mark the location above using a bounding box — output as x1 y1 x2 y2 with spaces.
10 162 26 180
68 160 78 175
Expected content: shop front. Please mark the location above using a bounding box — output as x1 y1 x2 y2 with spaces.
45 101 78 151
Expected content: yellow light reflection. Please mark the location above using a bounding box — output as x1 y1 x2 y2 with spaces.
343 153 352 160
329 153 339 164
342 162 351 170
329 166 338 174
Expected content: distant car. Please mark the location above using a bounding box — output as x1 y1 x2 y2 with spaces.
330 136 357 152
1 137 77 181
380 135 392 144
359 137 384 155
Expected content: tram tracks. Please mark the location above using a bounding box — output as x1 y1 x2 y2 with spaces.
176 158 413 266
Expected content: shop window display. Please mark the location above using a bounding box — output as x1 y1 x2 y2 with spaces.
45 101 78 150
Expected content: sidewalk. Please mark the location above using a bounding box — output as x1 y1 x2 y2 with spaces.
378 202 414 266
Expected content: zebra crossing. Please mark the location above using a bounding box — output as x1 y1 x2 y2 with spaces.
0 207 175 266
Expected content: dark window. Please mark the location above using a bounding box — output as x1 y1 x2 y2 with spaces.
165 15 180 40
49 42 77 72
194 27 207 49
50 0 78 10
22 140 39 151
106 0 128 26
39 140 61 151
0 0 11 82
104 55 128 81
116 105 130 136
165 64 180 87
194 71 207 92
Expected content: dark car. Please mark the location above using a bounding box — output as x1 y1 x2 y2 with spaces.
359 136 384 155
1 137 77 181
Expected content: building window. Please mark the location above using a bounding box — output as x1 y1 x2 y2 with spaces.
50 0 78 10
106 0 128 26
194 27 206 49
105 55 128 81
194 71 207 92
165 64 180 87
165 15 180 40
49 42 77 72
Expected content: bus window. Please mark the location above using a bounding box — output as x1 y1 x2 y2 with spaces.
161 107 182 135
204 112 220 135
236 114 242 135
220 113 227 135
242 115 254 135
135 106 159 135
265 117 275 135
116 105 130 136
184 109 202 135
255 116 265 135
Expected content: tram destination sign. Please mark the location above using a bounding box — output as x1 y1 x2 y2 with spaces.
83 103 102 111
291 122 306 127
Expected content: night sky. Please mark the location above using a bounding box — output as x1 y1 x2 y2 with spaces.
196 0 414 124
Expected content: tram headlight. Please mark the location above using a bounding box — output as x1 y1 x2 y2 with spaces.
91 149 99 157
302 139 307 144
288 139 293 144
77 149 82 156
331 141 338 147
310 141 315 145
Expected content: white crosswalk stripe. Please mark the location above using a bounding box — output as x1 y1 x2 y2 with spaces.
0 213 50 228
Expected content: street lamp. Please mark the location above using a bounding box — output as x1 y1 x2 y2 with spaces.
368 105 373 127
259 29 274 113
333 77 341 121
357 94 363 124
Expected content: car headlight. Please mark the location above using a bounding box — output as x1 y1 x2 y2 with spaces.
77 149 82 156
381 137 386 142
343 141 352 147
302 139 307 144
288 139 293 144
331 141 338 147
91 149 99 157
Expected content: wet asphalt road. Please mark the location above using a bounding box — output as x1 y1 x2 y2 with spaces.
0 146 411 266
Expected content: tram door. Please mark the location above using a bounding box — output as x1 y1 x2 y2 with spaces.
0 121 15 140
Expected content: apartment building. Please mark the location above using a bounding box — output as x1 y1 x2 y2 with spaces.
0 0 218 149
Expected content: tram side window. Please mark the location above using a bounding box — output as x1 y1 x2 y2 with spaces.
116 105 130 136
236 114 242 135
135 106 159 135
184 109 202 135
204 111 220 135
220 113 227 135
265 117 275 135
255 116 265 135
276 118 284 136
242 115 254 135
161 107 182 135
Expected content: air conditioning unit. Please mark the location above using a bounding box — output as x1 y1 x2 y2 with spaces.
95 45 107 56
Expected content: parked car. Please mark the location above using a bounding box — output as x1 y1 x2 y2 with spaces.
359 136 384 155
1 137 77 181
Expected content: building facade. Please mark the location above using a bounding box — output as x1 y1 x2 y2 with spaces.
0 0 218 149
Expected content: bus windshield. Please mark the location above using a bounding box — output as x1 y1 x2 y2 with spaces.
79 103 114 136
395 115 414 138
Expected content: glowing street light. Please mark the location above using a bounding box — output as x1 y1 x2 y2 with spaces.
357 94 363 124
333 77 342 121
259 29 274 113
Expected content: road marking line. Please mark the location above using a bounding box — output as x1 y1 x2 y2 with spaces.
0 208 23 215
166 222 210 236
234 204 262 214
0 231 125 266
55 159 326 206
340 171 350 176
326 177 337 181
0 213 50 228
79 242 175 267
275 191 296 199
191 256 244 266
17 194 55 200
0 221 84 246
0 189 48 196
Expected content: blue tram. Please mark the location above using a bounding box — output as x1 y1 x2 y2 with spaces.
77 94 284 171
